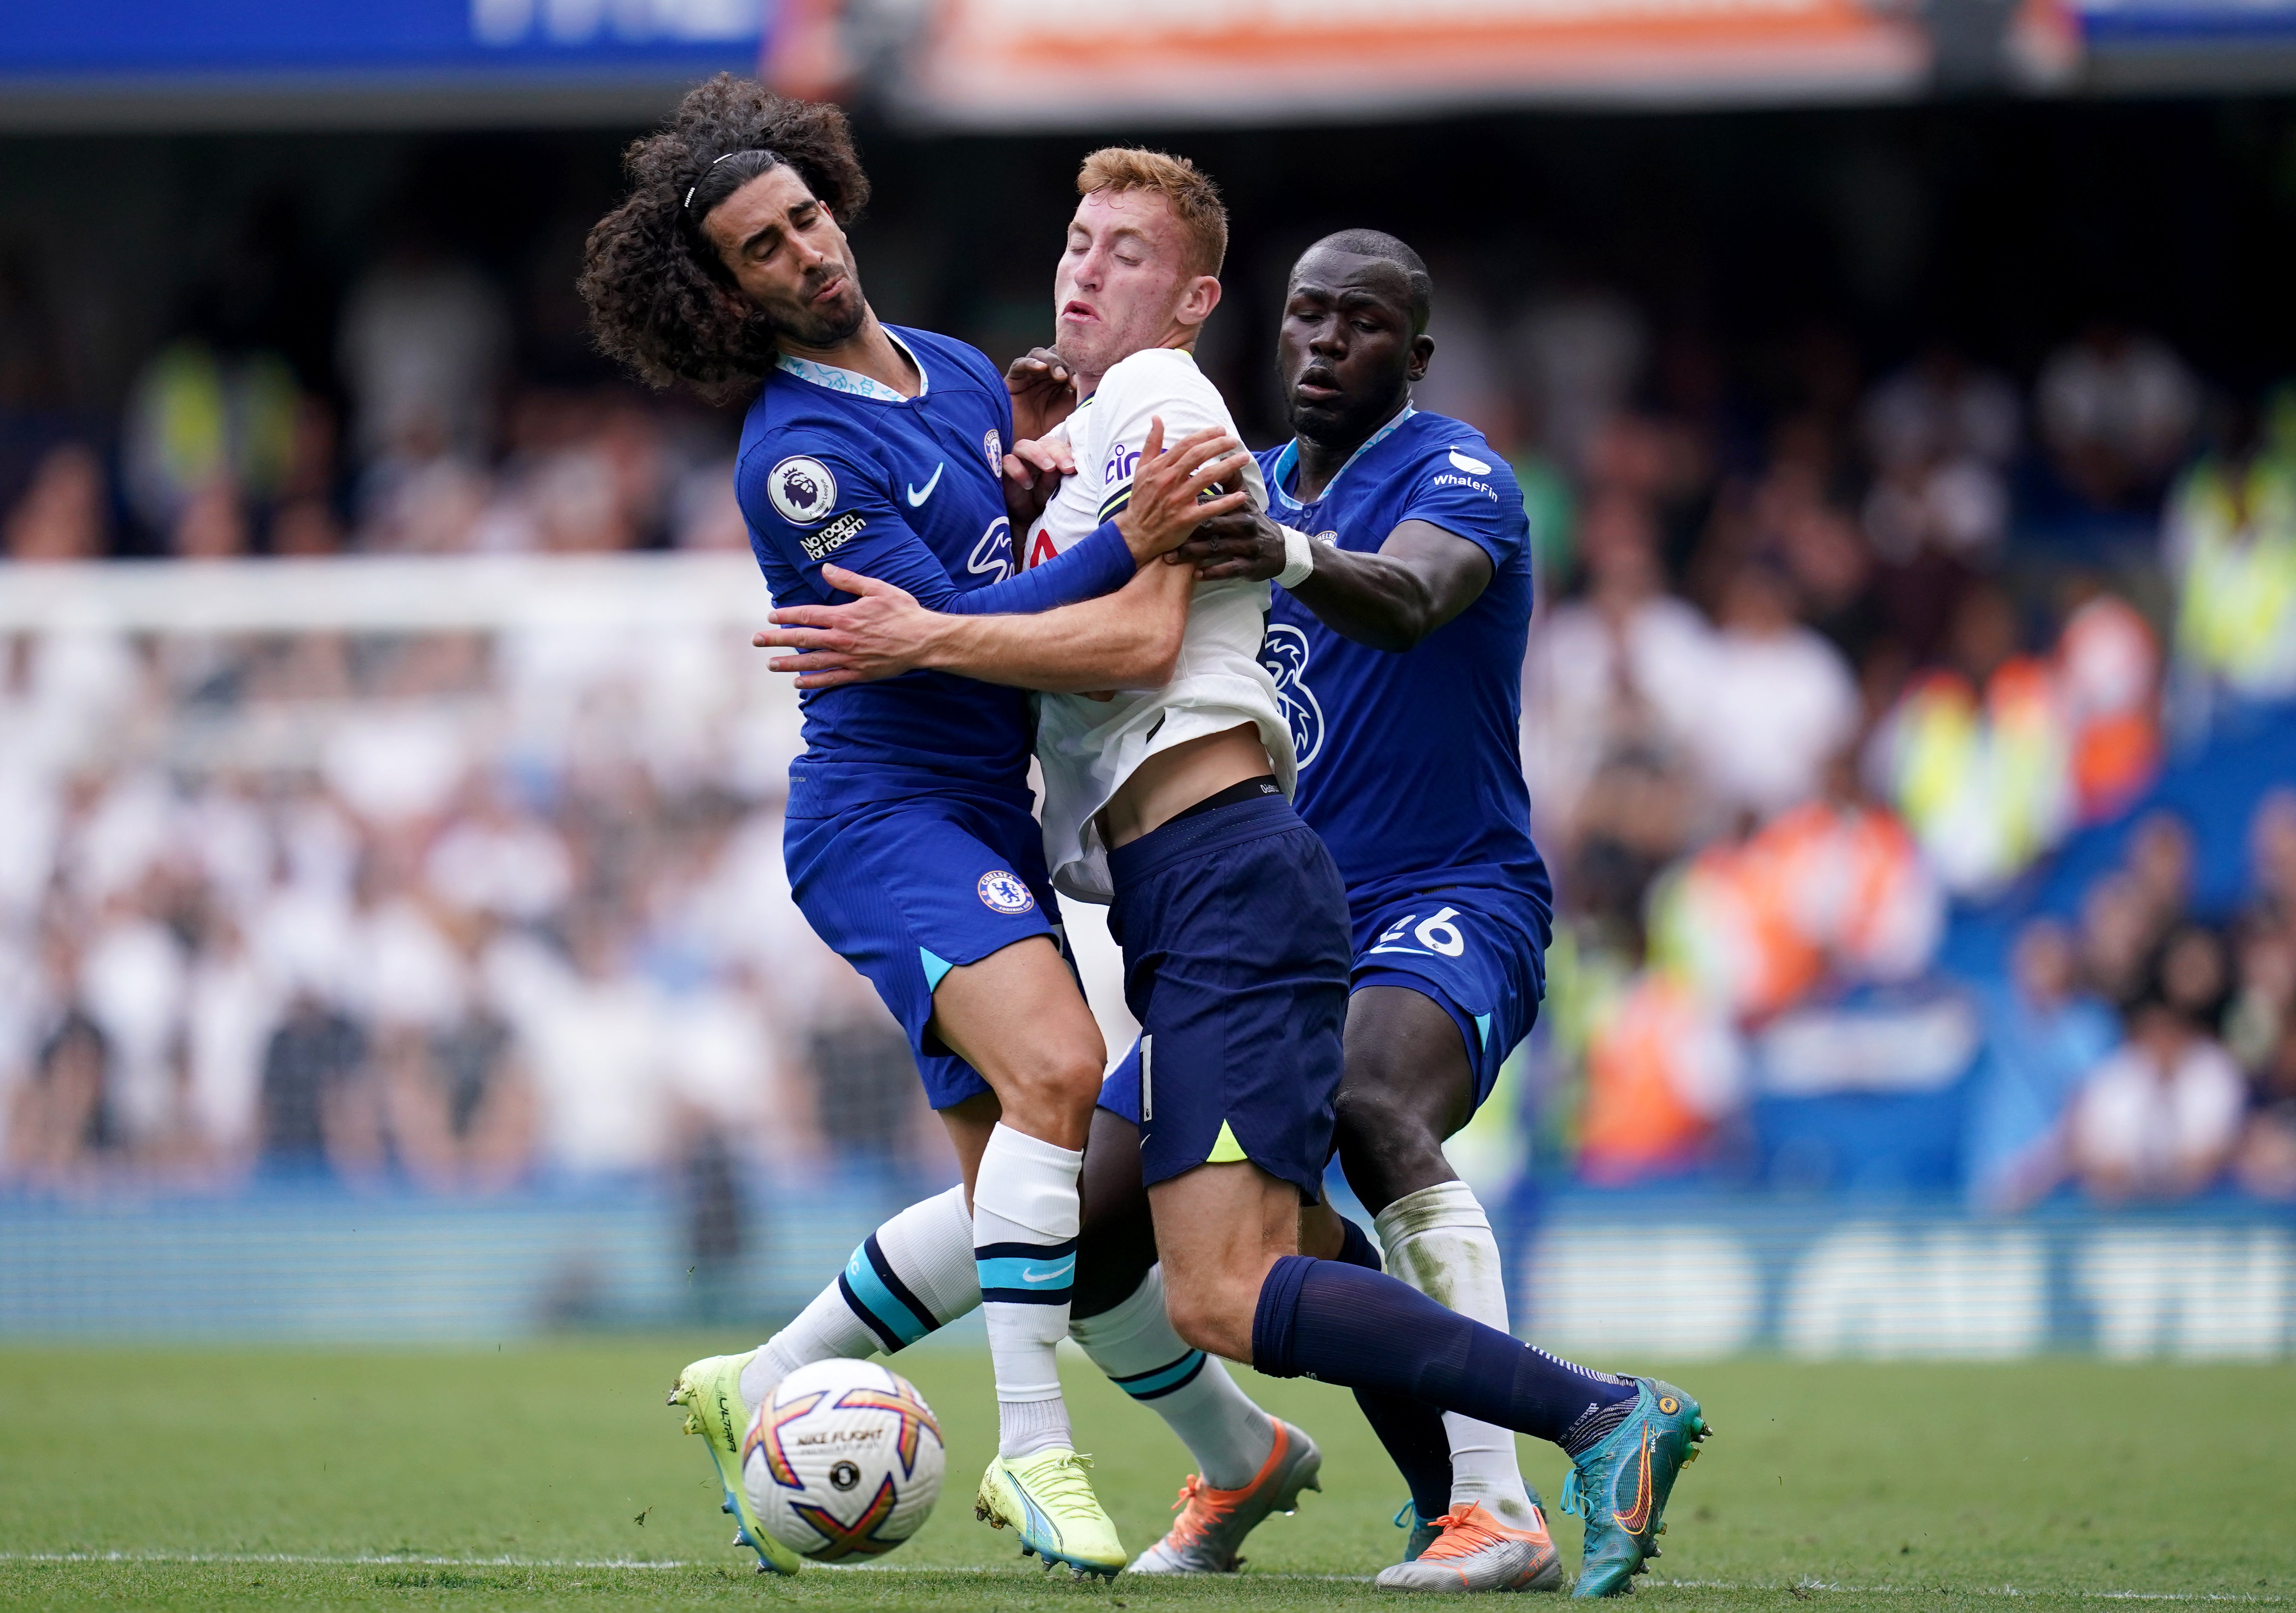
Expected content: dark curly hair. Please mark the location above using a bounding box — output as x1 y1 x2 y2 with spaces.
580 74 871 394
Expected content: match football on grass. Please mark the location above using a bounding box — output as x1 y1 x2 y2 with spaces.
6 0 2296 1604
6 1345 2293 1609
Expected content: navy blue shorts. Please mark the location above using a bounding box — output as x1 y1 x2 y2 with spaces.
1104 792 1351 1200
1351 883 1550 1107
784 789 1061 1110
1102 876 1550 1126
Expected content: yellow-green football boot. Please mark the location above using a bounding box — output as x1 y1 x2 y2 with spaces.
974 1448 1126 1578
666 1351 802 1576
1560 1377 1712 1597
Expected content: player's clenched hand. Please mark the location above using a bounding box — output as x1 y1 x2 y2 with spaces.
1170 507 1285 581
1005 346 1078 441
751 565 947 689
1115 416 1252 564
1001 436 1075 533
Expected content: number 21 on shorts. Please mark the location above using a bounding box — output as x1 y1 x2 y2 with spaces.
1372 906 1465 958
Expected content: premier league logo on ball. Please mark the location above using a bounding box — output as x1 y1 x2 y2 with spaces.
976 869 1036 914
768 455 837 525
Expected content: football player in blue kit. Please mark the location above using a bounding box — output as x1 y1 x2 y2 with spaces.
580 78 1250 1578
752 166 1711 1597
1166 228 1601 1588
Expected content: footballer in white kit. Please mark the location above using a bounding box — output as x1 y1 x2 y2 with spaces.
1021 345 1290 903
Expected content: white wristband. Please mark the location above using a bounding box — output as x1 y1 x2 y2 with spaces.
1275 524 1316 590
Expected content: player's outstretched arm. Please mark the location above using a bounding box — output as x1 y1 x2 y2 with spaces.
1175 513 1492 653
757 559 1191 694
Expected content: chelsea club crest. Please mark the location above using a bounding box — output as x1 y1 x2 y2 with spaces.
976 869 1035 914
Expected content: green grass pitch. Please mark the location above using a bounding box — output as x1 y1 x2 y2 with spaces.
1 1340 2289 1610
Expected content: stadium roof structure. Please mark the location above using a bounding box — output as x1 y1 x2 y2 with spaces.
5 0 2296 129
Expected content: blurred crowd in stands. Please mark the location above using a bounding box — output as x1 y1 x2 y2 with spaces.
0 608 939 1193
3 221 2295 1209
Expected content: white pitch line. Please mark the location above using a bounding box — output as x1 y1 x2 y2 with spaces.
1647 1582 2287 1605
0 1554 696 1569
0 1556 2282 1601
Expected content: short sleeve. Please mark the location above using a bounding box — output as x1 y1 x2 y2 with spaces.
1396 443 1526 570
738 442 964 609
1088 353 1268 519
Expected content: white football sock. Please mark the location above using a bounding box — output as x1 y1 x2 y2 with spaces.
973 1123 1082 1460
1069 1264 1276 1491
1375 1180 1541 1528
740 1184 977 1408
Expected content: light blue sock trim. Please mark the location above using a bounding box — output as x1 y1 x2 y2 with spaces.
919 947 953 991
1112 1351 1205 1399
841 1242 932 1348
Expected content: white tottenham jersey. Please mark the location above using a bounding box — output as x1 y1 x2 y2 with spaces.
1023 347 1293 903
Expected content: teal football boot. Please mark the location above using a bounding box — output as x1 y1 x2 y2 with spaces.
1559 1377 1711 1597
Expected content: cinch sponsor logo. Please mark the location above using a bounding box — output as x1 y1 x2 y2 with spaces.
1103 441 1141 484
802 510 867 562
1430 473 1497 501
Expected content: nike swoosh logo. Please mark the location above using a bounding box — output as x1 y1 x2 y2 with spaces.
1613 1428 1656 1535
906 464 944 506
1020 1259 1075 1284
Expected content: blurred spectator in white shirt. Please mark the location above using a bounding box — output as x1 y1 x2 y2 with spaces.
2070 1003 2244 1201
1864 348 2021 470
1522 490 1712 880
426 781 572 926
491 906 665 1175
2037 324 2198 510
337 239 509 473
2072 923 2242 1200
1687 561 1861 821
184 908 276 1166
1511 280 1647 473
76 901 187 1146
1861 348 2019 570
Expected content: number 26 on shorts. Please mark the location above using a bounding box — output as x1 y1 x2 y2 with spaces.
1374 906 1466 958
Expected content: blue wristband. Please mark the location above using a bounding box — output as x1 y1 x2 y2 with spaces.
942 520 1133 616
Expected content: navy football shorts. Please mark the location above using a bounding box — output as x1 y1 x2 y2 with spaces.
1103 791 1351 1201
1101 877 1551 1127
1350 883 1551 1106
784 788 1061 1110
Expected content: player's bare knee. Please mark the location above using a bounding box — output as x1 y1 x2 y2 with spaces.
995 1047 1103 1127
1160 1280 1247 1360
1335 1082 1439 1165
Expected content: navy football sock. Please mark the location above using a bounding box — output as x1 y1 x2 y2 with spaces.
1252 1254 1633 1447
1332 1218 1453 1525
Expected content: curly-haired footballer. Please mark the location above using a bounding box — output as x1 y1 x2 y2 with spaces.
584 75 1249 1578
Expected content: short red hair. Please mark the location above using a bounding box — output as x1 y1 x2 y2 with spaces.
1076 147 1227 279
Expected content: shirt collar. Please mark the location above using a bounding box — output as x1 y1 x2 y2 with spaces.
774 328 928 404
1270 400 1415 510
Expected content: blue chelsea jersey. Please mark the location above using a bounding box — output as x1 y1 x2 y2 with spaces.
737 326 1029 810
1259 408 1552 915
